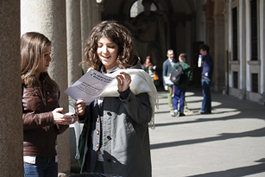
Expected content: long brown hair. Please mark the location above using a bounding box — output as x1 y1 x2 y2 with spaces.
143 56 154 66
21 32 57 87
83 20 138 70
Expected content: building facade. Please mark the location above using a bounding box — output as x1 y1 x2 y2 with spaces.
224 0 265 103
0 0 264 176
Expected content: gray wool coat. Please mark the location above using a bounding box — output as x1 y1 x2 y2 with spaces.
78 63 152 177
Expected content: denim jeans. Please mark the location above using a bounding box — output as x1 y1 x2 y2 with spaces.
24 156 58 177
172 86 186 113
201 77 212 112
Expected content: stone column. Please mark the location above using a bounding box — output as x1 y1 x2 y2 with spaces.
97 3 102 23
261 0 265 94
0 1 23 176
223 1 230 94
258 0 265 104
185 21 192 62
66 0 82 86
205 0 215 86
239 0 247 98
81 0 89 72
205 0 215 50
21 0 70 175
213 0 226 91
66 1 83 171
92 1 100 26
88 0 94 33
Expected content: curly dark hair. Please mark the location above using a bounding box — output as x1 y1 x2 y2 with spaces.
83 20 138 71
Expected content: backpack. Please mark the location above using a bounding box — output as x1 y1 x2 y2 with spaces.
169 63 184 85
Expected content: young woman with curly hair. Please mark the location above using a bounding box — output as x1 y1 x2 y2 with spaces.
75 21 157 177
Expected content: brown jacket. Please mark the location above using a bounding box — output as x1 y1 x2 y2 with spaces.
22 73 68 157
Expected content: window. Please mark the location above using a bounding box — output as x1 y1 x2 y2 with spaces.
252 73 258 93
130 0 157 18
251 0 258 60
233 71 238 88
232 7 238 61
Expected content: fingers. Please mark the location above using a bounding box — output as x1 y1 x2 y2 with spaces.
119 72 129 76
124 73 131 82
69 114 79 124
73 114 79 123
62 114 72 124
116 72 131 83
116 75 123 83
74 100 86 116
74 99 84 108
63 113 79 124
53 107 81 125
54 113 79 125
53 112 67 125
54 107 64 113
75 99 84 105
116 72 131 92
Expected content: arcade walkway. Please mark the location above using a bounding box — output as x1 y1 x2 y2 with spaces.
150 87 265 177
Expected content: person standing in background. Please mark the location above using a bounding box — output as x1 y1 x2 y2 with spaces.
171 53 193 117
143 56 156 81
199 44 213 114
163 49 177 116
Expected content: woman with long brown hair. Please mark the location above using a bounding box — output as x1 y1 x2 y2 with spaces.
21 32 78 177
143 56 157 81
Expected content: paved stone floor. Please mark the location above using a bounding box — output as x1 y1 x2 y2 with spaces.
150 87 265 177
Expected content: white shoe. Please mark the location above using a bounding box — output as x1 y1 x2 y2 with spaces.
170 110 175 117
173 110 178 117
184 109 193 115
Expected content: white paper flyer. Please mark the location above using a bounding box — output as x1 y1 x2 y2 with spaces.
64 69 115 104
